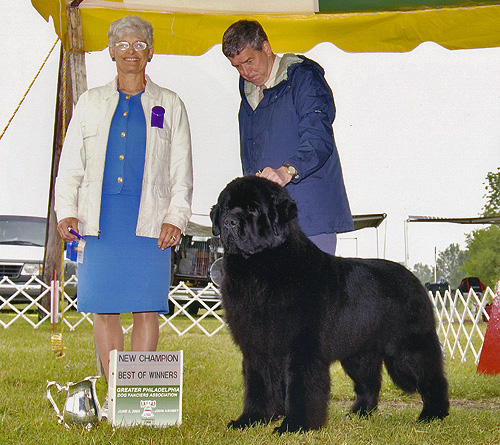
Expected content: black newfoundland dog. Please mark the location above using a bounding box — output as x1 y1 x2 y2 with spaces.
210 176 449 434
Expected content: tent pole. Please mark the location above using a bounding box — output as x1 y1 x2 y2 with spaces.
42 2 87 312
42 44 67 314
404 218 409 268
67 1 88 103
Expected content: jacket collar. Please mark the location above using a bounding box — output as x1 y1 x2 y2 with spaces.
275 53 303 84
242 53 303 103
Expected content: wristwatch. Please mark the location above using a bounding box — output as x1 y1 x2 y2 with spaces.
283 164 298 179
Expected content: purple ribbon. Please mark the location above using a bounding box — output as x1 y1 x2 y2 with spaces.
151 106 165 128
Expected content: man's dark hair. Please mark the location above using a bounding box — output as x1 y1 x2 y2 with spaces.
222 20 269 58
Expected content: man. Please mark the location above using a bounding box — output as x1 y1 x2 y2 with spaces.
222 20 353 254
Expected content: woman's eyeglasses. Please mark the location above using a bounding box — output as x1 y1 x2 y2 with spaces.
114 41 148 51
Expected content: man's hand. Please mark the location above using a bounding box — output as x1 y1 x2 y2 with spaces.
256 166 293 187
158 223 182 250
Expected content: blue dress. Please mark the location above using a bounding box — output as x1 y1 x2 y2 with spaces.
77 90 170 314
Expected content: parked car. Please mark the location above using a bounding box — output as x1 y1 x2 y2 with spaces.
458 276 491 321
0 215 76 303
425 279 450 295
458 277 486 295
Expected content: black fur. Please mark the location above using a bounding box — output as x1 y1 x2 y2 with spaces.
211 176 449 434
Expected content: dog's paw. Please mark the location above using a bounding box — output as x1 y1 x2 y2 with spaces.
349 403 377 419
227 414 265 430
273 418 307 435
417 410 449 423
227 419 247 430
349 410 374 419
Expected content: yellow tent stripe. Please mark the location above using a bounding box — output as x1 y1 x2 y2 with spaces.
32 0 500 54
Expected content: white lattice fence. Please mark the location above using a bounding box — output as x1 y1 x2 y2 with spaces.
431 287 494 363
0 275 52 328
159 282 225 336
1 275 496 360
0 275 225 335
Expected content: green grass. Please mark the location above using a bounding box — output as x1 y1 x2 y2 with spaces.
1 317 500 444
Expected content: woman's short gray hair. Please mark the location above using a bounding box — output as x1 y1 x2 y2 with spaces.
108 15 153 48
222 20 268 58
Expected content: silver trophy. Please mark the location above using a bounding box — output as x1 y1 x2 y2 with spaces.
46 376 101 428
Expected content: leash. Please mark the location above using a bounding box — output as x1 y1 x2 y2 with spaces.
51 47 68 360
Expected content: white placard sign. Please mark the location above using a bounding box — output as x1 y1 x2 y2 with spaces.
108 350 183 427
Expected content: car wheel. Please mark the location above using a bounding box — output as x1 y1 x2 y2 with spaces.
168 299 175 315
186 304 199 316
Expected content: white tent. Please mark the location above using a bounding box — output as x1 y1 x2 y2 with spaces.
6 1 499 267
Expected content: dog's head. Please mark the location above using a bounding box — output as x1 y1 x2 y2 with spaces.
210 176 298 257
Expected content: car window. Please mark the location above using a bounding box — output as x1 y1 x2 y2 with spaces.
0 217 46 247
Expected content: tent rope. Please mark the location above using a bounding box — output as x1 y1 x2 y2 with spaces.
0 38 60 142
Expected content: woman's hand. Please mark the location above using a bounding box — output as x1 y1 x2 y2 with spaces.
57 217 80 242
158 223 181 250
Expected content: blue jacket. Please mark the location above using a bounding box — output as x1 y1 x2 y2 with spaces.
238 55 354 236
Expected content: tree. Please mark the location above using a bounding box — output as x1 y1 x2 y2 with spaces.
458 168 500 288
482 167 500 217
412 263 434 285
412 244 467 288
435 243 468 289
461 226 500 289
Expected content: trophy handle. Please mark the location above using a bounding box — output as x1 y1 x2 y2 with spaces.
86 376 102 420
46 381 66 424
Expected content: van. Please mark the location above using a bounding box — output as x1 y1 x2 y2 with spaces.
0 215 76 302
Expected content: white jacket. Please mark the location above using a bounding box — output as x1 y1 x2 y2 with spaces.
55 76 193 237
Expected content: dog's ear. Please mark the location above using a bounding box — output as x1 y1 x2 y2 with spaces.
272 190 298 235
276 195 298 225
210 204 221 236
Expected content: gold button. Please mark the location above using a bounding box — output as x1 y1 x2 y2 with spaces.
117 177 123 183
123 111 128 116
125 95 131 99
119 155 125 160
121 132 126 137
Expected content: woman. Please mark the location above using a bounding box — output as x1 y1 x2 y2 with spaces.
55 16 193 388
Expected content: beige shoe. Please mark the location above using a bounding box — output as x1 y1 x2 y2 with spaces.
100 396 108 420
